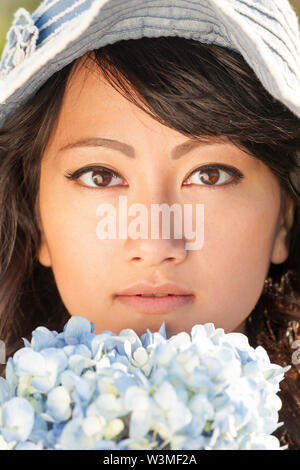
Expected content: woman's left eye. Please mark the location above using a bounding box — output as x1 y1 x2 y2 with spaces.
183 164 244 188
64 166 126 188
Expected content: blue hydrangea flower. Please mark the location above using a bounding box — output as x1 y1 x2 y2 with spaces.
0 316 290 450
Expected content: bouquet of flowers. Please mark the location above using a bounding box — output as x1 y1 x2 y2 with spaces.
0 316 290 450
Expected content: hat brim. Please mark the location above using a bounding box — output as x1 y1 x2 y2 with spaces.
0 0 299 128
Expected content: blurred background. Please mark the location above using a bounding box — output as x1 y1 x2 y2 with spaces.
1 0 300 55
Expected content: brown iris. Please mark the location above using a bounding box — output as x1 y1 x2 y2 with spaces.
92 169 113 187
199 168 220 185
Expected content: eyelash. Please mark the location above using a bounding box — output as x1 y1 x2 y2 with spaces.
64 163 244 190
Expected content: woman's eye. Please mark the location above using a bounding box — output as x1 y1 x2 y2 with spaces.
65 164 244 190
183 165 244 188
64 166 126 188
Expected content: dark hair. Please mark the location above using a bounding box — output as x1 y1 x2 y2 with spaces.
0 37 300 448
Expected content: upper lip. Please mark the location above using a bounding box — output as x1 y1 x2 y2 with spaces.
116 282 194 296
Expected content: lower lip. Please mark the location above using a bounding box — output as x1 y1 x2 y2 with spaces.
115 294 194 314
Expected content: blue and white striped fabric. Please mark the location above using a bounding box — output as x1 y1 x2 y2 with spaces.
0 0 299 128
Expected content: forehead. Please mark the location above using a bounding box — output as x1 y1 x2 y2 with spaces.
53 53 231 149
47 53 273 177
49 52 201 151
64 54 116 107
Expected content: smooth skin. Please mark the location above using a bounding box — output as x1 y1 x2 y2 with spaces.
37 53 295 338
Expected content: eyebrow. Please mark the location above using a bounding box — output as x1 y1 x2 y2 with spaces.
58 136 224 160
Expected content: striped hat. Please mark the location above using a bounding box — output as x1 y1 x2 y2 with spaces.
0 0 300 129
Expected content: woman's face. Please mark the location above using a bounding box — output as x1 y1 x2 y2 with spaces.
37 54 295 338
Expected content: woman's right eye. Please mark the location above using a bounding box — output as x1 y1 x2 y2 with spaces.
64 166 127 189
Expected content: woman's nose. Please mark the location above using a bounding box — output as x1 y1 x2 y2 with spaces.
121 191 191 267
124 236 188 267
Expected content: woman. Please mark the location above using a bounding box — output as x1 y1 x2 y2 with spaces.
0 0 300 449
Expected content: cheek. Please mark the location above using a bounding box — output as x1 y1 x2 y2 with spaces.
44 209 121 315
194 192 280 328
39 176 118 299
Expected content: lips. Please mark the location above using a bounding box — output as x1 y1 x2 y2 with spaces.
116 281 194 296
115 282 194 314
